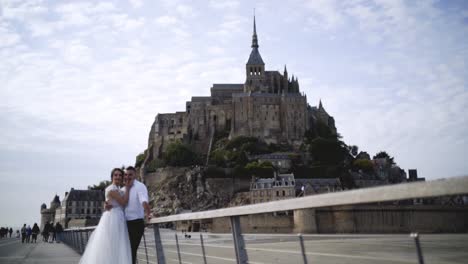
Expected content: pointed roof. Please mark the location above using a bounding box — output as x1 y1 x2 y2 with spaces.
247 15 264 65
51 194 60 204
319 99 324 110
252 14 258 48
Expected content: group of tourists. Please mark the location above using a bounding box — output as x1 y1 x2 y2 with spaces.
20 222 63 243
42 221 64 243
0 227 14 238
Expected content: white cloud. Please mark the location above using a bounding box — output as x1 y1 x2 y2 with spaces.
155 15 179 27
1 0 467 227
62 40 93 65
303 0 344 29
209 0 240 9
1 0 48 21
175 4 195 17
0 21 21 48
128 0 143 8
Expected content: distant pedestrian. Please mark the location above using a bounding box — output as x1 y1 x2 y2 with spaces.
49 222 55 243
55 222 63 243
32 223 40 243
9 228 13 238
43 222 50 242
21 224 27 243
26 225 32 243
16 230 20 238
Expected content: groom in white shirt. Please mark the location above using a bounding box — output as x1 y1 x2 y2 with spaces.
123 166 151 264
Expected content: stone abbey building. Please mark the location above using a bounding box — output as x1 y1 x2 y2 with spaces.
148 17 336 159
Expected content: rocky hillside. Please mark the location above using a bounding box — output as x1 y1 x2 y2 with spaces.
147 166 243 216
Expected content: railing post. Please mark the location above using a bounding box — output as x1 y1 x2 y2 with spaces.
85 230 89 246
230 216 248 264
72 230 77 250
200 233 207 264
175 233 182 264
142 232 149 264
79 230 84 254
411 233 425 264
152 223 166 264
298 234 308 264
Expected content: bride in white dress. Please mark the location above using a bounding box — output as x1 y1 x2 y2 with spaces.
79 168 133 264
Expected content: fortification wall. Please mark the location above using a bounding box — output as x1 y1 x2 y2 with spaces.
296 205 468 233
206 205 468 234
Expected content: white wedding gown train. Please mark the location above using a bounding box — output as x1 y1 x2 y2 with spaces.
79 184 132 264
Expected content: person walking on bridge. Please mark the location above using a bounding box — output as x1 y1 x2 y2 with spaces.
26 225 32 243
9 228 12 238
32 223 40 243
20 224 26 243
55 222 63 243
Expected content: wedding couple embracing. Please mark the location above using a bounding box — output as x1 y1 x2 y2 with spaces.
79 166 151 264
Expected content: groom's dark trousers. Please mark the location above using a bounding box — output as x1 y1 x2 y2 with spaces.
127 219 145 264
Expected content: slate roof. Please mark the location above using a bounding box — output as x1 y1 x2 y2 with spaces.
52 195 60 204
212 84 244 90
65 189 105 201
191 96 211 102
247 48 264 65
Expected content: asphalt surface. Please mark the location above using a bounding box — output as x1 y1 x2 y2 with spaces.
2 230 467 263
137 229 468 264
0 237 80 264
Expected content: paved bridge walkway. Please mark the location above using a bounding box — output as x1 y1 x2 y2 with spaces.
0 237 80 264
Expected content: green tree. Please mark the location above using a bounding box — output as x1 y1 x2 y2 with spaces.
347 145 359 157
163 141 199 167
308 138 347 166
353 159 374 173
88 180 111 191
135 152 146 167
245 161 274 178
373 151 395 165
145 159 166 173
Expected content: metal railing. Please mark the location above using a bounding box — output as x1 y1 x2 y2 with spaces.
63 175 468 264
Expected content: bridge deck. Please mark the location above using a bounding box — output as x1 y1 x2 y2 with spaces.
0 237 80 264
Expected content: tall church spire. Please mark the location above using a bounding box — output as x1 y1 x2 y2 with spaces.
252 14 259 48
246 14 264 65
245 14 265 93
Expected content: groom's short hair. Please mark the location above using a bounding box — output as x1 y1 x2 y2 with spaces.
126 166 136 172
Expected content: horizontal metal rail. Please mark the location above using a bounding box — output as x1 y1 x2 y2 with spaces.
63 176 468 264
150 175 468 223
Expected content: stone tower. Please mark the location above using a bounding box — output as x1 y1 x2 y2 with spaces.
244 15 266 93
40 195 60 230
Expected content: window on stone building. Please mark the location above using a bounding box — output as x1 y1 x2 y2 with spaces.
87 209 90 214
276 191 279 196
282 190 286 196
81 209 84 214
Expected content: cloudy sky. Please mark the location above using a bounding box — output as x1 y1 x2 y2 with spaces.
1 0 467 227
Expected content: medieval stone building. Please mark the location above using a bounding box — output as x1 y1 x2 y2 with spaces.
147 16 336 160
41 188 105 228
40 195 61 231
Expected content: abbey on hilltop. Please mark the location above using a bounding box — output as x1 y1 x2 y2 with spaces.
147 16 336 158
